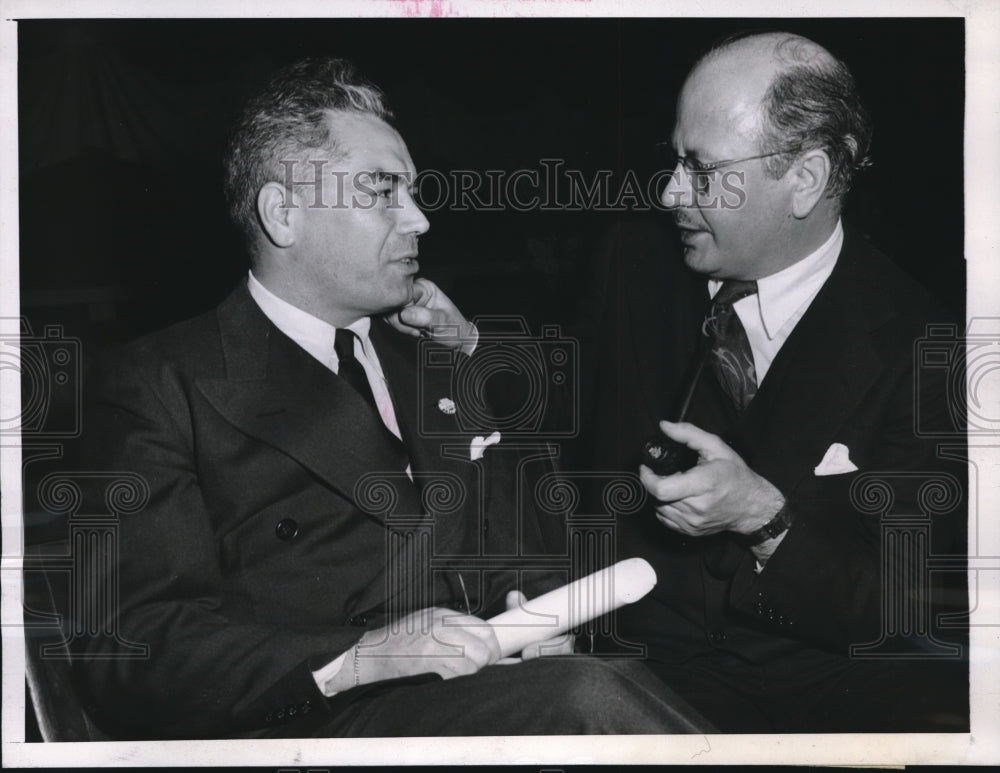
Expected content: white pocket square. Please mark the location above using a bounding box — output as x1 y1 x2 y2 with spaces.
470 431 502 461
813 443 858 476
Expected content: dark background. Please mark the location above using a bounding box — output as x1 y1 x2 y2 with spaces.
14 17 966 743
16 16 965 536
19 17 965 343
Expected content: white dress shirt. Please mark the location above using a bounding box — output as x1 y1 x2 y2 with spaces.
247 271 405 443
708 219 843 385
247 271 405 694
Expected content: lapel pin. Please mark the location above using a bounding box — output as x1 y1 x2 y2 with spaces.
437 397 456 415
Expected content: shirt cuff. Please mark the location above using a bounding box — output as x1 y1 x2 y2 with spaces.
312 651 349 697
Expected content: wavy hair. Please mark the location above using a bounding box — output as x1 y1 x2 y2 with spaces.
223 57 393 253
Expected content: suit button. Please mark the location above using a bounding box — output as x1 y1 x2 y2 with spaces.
766 609 776 622
754 602 765 615
275 518 298 541
348 614 368 626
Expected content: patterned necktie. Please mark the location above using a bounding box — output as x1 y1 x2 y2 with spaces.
334 328 379 412
703 279 759 413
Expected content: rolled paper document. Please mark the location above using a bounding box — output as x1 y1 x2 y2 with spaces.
487 557 657 658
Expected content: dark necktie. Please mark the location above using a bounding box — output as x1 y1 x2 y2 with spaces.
335 328 410 471
703 279 759 413
335 328 379 413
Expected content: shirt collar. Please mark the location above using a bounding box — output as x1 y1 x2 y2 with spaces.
247 271 372 367
708 219 843 340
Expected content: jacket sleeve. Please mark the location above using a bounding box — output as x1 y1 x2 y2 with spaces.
76 348 359 739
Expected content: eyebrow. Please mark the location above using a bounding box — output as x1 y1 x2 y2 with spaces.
364 170 411 185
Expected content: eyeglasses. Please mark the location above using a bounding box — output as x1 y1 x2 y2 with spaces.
657 143 802 174
655 143 802 196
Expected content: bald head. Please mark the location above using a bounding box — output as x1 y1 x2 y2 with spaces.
685 31 871 203
699 31 839 76
662 31 872 280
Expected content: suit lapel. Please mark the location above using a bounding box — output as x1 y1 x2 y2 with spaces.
195 286 423 522
700 230 891 588
370 320 480 554
367 319 424 468
731 230 889 495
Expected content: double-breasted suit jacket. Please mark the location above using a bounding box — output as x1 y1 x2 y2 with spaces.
78 282 565 739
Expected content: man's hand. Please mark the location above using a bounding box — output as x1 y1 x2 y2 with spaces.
342 607 500 690
387 278 478 355
639 420 785 538
497 591 575 663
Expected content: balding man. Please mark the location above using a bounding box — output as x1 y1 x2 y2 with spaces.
592 32 968 732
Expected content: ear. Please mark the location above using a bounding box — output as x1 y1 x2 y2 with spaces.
789 149 831 219
257 182 299 248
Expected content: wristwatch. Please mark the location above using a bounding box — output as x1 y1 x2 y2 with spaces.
745 501 794 546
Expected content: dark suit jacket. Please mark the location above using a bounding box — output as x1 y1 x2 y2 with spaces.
78 282 566 739
586 218 967 695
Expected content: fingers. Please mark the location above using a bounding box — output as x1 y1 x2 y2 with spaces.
434 609 501 667
639 462 711 503
476 620 502 664
410 277 434 304
653 505 704 536
434 637 495 678
521 633 575 661
389 304 456 345
397 304 436 330
384 278 437 337
394 296 466 334
639 422 738 504
384 309 424 338
503 591 576 663
387 278 479 355
659 420 732 459
363 608 501 681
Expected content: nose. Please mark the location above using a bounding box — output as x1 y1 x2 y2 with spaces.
660 164 695 210
398 188 430 235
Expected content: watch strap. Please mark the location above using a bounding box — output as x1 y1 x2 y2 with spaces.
744 501 794 546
